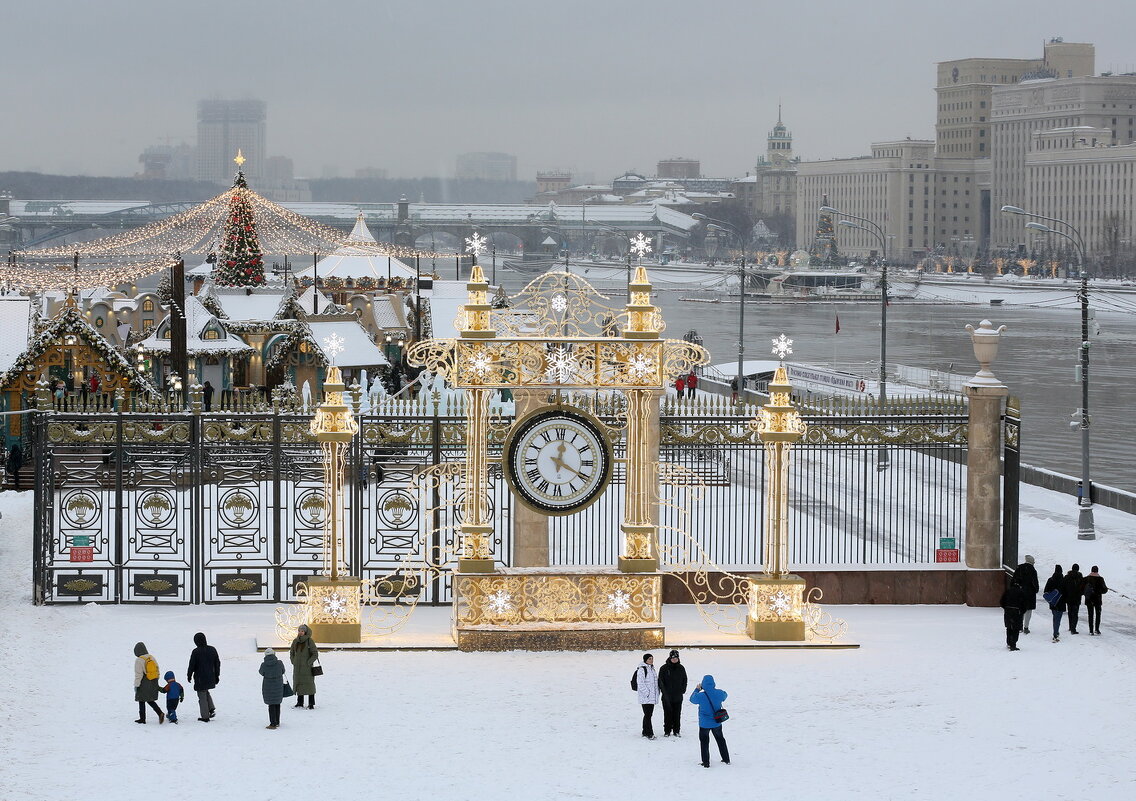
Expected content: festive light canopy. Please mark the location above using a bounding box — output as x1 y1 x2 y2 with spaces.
1 177 459 292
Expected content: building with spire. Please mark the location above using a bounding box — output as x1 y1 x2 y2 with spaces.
734 108 799 241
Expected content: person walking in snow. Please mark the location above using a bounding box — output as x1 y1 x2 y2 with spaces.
259 648 287 729
159 671 185 724
1083 566 1109 635
186 631 221 722
690 675 730 768
1062 563 1085 635
999 579 1029 651
634 653 659 739
658 649 688 737
675 375 686 400
1011 555 1040 634
290 624 319 709
1044 565 1066 642
685 372 698 398
133 642 164 724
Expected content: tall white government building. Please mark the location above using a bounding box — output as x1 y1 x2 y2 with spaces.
795 40 1136 263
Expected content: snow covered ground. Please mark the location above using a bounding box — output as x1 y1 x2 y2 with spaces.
3 483 1135 800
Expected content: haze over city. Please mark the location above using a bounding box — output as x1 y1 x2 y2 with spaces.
6 0 1136 180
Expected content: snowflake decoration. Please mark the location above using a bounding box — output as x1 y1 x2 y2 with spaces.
626 352 655 380
464 232 488 257
469 350 493 378
549 293 568 313
771 333 793 361
769 589 793 616
607 590 632 614
323 333 345 365
629 232 652 259
322 592 348 618
544 346 579 383
487 590 513 614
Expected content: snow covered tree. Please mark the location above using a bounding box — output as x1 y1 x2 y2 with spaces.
215 172 266 287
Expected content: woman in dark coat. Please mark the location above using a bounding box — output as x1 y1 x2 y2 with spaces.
658 649 689 737
1043 565 1066 643
289 624 319 709
259 648 286 729
133 641 164 724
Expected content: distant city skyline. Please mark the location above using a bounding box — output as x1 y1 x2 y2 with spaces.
3 1 1136 182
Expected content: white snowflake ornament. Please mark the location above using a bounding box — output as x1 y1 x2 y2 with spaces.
487 590 513 614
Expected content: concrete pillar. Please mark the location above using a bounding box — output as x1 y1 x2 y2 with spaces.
511 389 549 567
965 383 1008 570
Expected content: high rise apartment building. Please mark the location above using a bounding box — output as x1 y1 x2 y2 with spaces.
196 99 267 185
455 152 517 182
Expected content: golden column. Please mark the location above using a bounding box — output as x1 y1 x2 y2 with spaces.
458 261 496 573
748 334 808 641
305 333 362 642
618 258 661 573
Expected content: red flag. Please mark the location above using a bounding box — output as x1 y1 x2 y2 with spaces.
835 314 841 334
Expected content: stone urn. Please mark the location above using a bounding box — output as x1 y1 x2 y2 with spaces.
964 320 1007 386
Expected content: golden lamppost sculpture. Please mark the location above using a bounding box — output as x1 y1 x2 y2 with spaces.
747 333 809 641
457 249 497 574
619 232 661 572
305 333 363 642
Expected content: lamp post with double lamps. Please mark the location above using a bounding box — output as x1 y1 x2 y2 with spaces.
820 205 889 404
693 214 749 402
1002 205 1095 539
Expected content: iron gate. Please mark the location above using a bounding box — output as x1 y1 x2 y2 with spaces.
32 396 978 605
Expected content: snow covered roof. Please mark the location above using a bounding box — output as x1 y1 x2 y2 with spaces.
0 296 32 373
426 281 469 340
187 261 215 278
306 320 389 369
367 294 408 330
296 287 338 315
211 288 289 322
136 295 253 356
293 213 415 280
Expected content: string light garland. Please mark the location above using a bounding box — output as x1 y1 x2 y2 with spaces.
0 177 463 292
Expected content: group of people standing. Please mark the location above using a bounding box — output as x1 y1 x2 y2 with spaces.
632 650 731 769
674 373 698 399
131 625 320 730
1001 555 1110 649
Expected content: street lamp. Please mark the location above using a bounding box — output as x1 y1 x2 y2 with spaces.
822 205 889 404
1003 205 1094 538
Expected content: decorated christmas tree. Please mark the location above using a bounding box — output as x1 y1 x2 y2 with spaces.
215 168 266 287
810 195 839 263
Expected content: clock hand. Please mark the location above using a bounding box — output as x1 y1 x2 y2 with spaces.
549 453 587 480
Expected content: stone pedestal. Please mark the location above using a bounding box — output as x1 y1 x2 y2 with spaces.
965 384 1008 571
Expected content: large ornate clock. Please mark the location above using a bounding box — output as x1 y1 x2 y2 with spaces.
504 408 613 516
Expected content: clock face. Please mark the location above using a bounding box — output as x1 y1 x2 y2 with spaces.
504 409 612 516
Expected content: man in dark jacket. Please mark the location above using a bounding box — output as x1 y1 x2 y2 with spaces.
186 631 220 722
1083 566 1109 635
658 649 689 737
1062 564 1085 634
1011 555 1040 634
999 579 1030 651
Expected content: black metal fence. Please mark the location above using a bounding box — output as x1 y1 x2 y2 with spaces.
31 396 983 605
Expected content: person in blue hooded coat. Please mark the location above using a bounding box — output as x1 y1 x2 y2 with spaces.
689 674 730 768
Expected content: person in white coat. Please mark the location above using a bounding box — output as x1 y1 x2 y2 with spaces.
634 653 659 739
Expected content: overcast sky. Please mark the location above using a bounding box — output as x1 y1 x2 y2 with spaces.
5 0 1136 182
